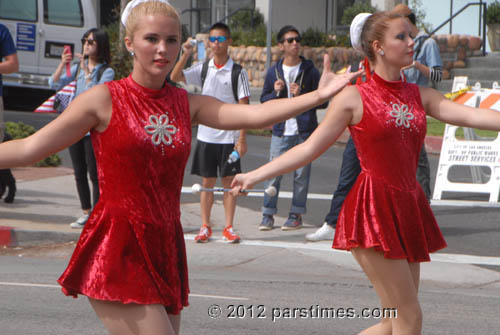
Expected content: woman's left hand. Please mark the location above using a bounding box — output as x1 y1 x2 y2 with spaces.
76 53 90 76
317 54 364 101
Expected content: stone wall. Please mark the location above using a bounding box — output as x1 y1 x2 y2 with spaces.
192 33 483 87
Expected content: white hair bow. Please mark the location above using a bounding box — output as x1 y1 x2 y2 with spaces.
350 13 372 54
121 0 171 26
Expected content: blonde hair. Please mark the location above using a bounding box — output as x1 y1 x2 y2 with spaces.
125 1 180 38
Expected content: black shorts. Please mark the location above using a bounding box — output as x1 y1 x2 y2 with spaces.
191 140 242 178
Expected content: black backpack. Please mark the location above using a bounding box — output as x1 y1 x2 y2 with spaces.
200 59 242 102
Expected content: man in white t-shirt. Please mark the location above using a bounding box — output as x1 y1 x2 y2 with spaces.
259 25 326 231
170 22 250 243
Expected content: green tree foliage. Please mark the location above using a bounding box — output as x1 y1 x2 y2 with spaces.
341 2 378 26
103 20 133 80
301 28 350 47
486 0 500 24
229 8 274 46
5 122 61 167
409 0 433 33
229 8 264 30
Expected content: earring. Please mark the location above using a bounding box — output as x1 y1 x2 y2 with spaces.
379 50 385 56
130 51 135 56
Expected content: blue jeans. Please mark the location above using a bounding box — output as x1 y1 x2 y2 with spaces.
324 137 360 227
262 135 312 215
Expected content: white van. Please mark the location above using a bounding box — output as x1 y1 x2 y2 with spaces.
0 0 98 91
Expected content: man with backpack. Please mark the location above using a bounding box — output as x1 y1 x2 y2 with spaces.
170 22 250 243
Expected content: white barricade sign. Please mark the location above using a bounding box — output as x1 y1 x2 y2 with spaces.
432 78 500 206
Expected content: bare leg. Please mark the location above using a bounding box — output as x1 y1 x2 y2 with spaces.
200 177 216 228
221 176 236 228
89 298 179 335
168 313 181 334
352 248 422 335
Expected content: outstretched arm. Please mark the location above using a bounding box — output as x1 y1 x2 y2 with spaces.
422 87 500 130
0 85 111 169
189 54 363 130
230 86 361 193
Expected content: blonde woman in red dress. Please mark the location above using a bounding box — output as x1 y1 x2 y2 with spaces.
231 11 500 335
0 1 361 334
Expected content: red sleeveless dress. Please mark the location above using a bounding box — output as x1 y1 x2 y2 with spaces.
58 76 191 314
333 72 447 262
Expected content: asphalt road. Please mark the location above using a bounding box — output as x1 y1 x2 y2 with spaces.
1 241 500 334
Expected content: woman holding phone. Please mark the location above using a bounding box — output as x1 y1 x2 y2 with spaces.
49 28 115 228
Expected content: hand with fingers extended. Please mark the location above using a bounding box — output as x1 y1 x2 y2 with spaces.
317 54 364 101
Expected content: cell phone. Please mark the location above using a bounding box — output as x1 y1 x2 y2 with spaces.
63 45 72 76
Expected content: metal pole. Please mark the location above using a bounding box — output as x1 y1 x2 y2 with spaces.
483 3 487 56
333 0 337 33
266 0 272 70
325 0 328 34
211 0 216 24
479 0 483 37
449 0 453 34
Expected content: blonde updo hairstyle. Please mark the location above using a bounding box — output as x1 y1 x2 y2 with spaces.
125 1 181 38
361 11 404 63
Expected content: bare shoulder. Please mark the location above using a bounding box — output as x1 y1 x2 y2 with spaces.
332 85 362 111
71 84 112 132
329 85 363 124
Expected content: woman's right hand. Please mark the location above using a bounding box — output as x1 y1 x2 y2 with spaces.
182 38 195 55
61 51 72 65
230 173 255 197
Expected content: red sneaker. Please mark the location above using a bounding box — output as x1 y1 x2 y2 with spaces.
194 225 212 243
222 226 241 243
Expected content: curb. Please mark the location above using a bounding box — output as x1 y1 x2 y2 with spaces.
0 227 80 248
10 230 80 247
0 226 13 246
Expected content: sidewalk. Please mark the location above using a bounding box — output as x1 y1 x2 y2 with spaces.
1 166 500 289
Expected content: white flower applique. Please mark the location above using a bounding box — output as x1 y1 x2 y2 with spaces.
144 114 177 148
389 102 414 128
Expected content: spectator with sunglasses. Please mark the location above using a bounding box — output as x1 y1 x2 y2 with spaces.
170 22 251 243
49 28 115 229
259 25 327 231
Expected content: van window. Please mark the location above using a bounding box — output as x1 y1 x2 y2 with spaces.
0 0 37 22
44 0 83 27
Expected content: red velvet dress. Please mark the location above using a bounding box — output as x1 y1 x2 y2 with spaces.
58 76 191 314
333 72 447 262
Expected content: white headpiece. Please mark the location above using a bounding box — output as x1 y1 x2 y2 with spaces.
350 13 372 54
121 0 171 26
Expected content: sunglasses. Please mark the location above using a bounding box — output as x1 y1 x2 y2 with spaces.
81 38 95 46
281 36 301 44
208 36 228 43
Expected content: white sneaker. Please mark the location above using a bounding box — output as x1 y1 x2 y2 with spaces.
305 222 335 242
70 214 89 229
